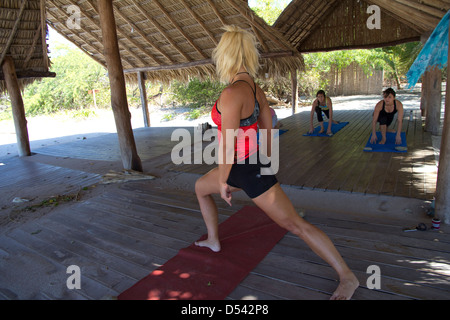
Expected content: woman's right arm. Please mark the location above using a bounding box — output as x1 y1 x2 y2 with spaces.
370 101 382 143
309 99 317 133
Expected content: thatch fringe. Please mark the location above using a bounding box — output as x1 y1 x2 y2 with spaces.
1 0 51 94
275 0 449 53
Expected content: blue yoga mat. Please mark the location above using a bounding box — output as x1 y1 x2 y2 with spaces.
257 129 288 144
364 132 407 153
303 122 349 137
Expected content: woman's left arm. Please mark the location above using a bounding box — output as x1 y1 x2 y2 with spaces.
396 101 404 144
327 97 333 134
218 87 241 206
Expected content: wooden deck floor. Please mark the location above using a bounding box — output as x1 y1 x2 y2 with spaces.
0 179 449 300
0 107 447 301
165 109 437 200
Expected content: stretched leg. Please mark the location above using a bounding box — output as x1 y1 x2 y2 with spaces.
194 167 240 252
315 107 325 133
252 183 359 300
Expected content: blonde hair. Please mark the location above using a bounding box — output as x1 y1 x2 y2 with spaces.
212 25 260 83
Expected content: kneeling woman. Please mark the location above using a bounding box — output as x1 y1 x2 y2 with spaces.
194 25 359 300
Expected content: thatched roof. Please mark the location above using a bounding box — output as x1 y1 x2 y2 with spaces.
0 0 53 93
274 0 450 53
44 0 304 83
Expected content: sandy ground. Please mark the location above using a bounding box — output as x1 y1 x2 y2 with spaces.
0 103 295 158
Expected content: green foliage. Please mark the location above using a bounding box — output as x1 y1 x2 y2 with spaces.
171 78 225 109
249 0 291 25
22 43 109 116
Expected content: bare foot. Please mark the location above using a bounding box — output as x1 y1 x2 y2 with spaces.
318 128 324 134
195 238 221 252
379 138 386 145
330 273 359 300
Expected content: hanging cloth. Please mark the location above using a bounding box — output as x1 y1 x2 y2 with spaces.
406 10 450 89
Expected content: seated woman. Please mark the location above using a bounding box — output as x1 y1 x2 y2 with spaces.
309 90 339 135
370 88 404 145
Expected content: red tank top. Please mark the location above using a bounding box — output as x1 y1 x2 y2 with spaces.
211 99 259 162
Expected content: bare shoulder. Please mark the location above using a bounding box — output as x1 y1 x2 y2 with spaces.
374 100 383 110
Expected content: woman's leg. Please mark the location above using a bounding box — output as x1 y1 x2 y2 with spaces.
194 167 240 252
315 106 325 133
252 183 359 300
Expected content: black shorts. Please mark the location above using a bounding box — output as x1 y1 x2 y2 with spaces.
226 153 278 199
377 111 395 126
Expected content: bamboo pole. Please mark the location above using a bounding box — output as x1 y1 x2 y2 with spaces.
1 56 31 157
137 72 150 127
97 0 142 172
291 69 298 114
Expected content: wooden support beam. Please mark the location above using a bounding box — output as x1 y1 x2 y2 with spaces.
0 70 55 80
137 72 150 127
97 0 142 172
1 56 31 157
424 66 442 135
291 68 298 115
435 23 450 225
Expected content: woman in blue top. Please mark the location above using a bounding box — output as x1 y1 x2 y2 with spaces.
309 90 339 135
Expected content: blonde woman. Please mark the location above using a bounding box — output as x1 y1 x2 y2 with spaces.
194 25 359 300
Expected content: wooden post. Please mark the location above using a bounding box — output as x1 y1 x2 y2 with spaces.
291 68 298 114
424 66 442 135
137 72 150 127
1 56 31 157
435 25 450 225
420 73 428 117
98 0 142 172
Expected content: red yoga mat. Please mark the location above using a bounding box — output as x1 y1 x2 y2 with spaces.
118 205 287 300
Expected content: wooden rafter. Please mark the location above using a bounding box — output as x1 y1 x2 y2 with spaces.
46 0 137 69
46 12 107 68
23 23 42 70
130 0 192 62
40 0 49 70
226 0 294 52
179 0 218 46
110 4 173 65
205 0 227 26
84 0 147 67
368 0 441 31
152 0 208 59
0 0 27 66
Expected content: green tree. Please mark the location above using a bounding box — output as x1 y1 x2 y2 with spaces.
249 0 291 25
171 78 225 109
23 43 109 116
378 42 422 89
